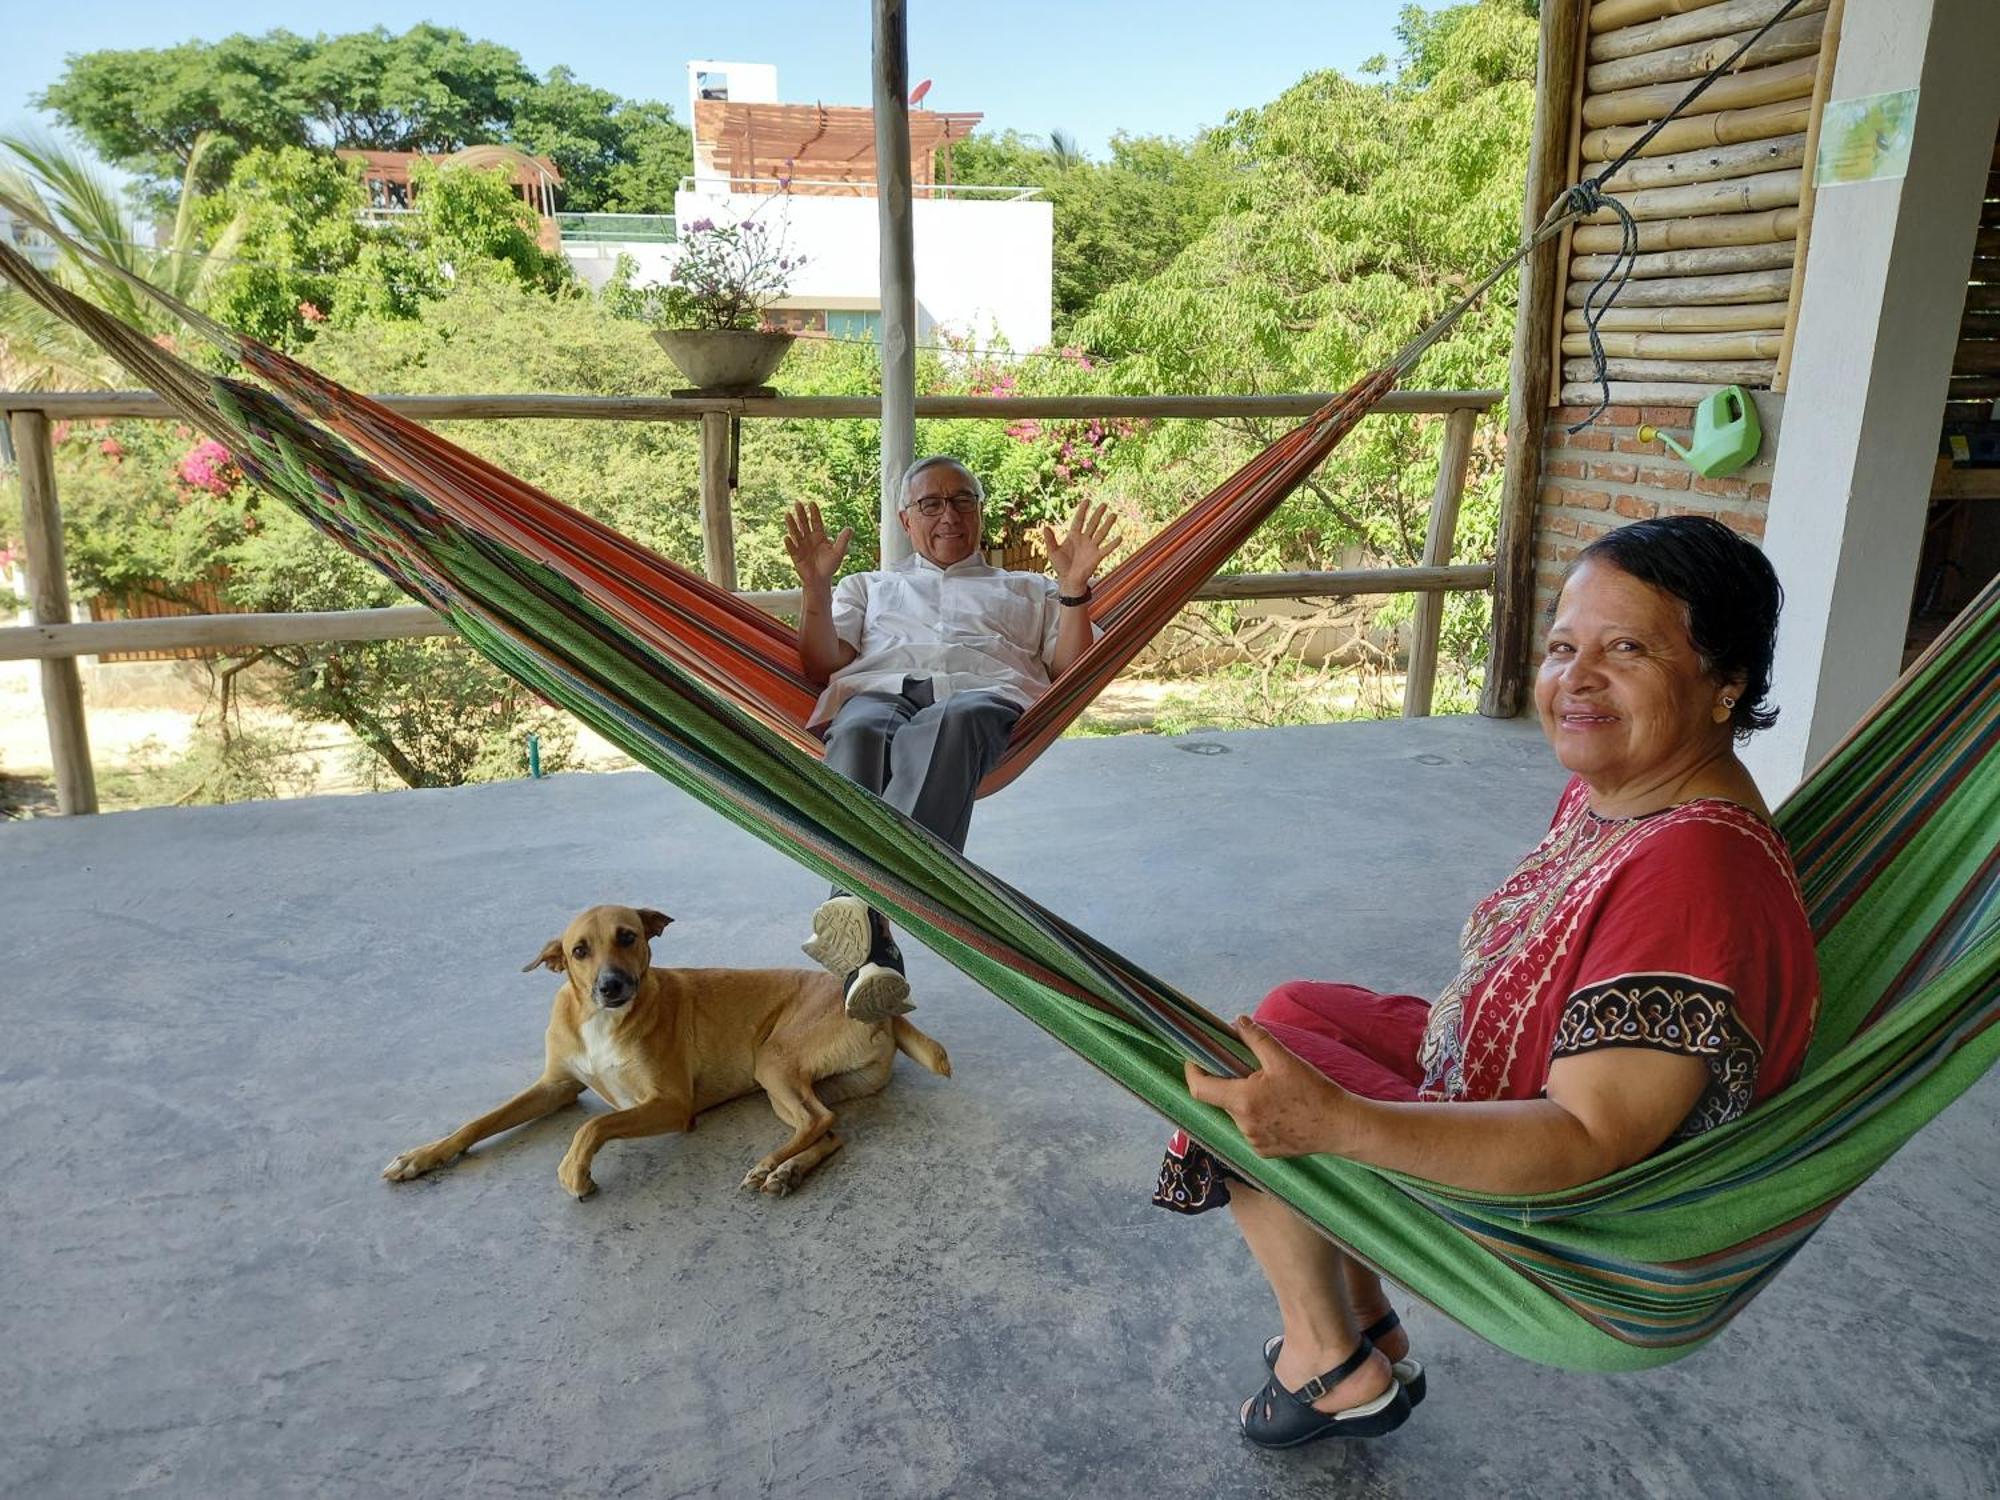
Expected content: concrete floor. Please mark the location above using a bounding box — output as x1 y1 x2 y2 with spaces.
2 716 1995 1499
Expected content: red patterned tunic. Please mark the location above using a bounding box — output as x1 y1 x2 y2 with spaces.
1155 779 1820 1214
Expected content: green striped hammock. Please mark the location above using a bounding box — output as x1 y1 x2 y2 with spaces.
3 230 1994 1374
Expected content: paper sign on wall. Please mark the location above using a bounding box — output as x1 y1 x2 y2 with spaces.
1815 89 1919 187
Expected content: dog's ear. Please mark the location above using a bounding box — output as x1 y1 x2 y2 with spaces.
637 909 673 939
522 939 565 974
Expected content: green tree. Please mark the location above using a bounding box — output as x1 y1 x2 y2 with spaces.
36 27 691 210
195 146 369 347
198 151 569 347
509 67 692 213
947 128 1233 326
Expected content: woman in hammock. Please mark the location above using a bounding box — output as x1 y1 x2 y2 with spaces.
1160 514 1820 1449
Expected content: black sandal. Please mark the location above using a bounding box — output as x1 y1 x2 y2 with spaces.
1263 1311 1428 1408
1238 1335 1412 1449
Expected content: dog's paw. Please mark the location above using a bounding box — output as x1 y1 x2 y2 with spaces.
760 1160 802 1197
557 1155 598 1200
381 1144 454 1182
740 1162 772 1192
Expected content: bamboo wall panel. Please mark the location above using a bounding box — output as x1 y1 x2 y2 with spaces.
1590 0 1826 60
1555 0 1833 398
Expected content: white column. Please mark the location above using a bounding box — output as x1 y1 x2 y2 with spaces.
1747 0 2000 799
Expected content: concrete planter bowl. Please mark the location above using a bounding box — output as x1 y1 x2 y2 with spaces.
651 329 795 393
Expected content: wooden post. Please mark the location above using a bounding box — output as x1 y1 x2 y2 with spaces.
697 411 737 589
1484 0 1586 720
1404 408 1480 717
11 410 97 813
1774 0 1844 391
873 0 917 563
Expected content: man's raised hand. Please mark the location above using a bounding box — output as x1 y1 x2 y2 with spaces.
1041 499 1123 594
784 501 852 591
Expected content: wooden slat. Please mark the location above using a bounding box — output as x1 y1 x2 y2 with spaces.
1582 56 1817 130
0 390 1505 421
1586 11 1824 93
1566 267 1793 305
1596 132 1807 192
0 568 1501 663
1591 0 1735 31
1572 205 1797 251
1953 341 2000 376
1590 0 1827 61
697 411 737 588
1564 355 1776 383
1774 0 1843 391
1404 408 1479 717
1572 240 1797 280
1561 329 1784 358
1583 98 1810 162
1561 378 1735 404
1583 167 1801 222
9 410 97 812
1563 301 1787 331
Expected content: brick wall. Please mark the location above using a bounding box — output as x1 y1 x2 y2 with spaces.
1531 393 1784 628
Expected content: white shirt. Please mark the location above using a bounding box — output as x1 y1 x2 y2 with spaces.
812 554 1072 727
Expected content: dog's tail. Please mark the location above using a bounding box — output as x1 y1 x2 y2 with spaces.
892 1017 951 1078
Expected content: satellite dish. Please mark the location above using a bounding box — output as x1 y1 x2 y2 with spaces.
909 78 932 107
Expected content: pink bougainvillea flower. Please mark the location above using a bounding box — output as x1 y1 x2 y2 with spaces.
98 437 126 459
178 438 237 495
298 300 327 323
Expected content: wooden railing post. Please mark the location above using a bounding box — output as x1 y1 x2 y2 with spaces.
697 411 738 590
10 409 97 813
1403 407 1481 717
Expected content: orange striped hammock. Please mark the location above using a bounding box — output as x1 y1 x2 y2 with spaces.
237 344 1402 796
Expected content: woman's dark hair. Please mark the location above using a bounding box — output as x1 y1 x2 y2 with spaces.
1574 514 1783 739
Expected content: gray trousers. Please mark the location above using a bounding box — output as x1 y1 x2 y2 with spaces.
820 677 1021 862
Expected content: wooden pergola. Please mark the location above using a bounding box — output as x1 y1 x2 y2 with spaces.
693 99 981 195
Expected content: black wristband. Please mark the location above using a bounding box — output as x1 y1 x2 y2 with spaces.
1058 584 1093 608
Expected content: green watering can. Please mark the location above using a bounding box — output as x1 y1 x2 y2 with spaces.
1636 385 1761 479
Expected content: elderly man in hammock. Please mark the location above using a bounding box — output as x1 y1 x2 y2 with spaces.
783 456 1120 1023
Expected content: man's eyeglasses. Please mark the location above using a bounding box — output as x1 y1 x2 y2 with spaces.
905 493 983 518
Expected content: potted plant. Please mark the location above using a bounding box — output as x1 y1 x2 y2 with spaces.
649 216 806 393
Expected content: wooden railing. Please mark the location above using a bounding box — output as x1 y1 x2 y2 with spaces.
0 387 1502 814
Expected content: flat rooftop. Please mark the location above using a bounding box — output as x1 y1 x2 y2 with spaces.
3 716 1994 1498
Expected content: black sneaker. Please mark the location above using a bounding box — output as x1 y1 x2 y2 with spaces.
802 893 872 975
843 925 911 1023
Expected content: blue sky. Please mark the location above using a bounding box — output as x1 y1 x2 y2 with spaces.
1 1 1414 163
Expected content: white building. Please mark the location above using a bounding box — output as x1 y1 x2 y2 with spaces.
3 211 59 273
561 62 1053 354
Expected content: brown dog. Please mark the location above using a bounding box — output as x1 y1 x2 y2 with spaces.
381 904 950 1198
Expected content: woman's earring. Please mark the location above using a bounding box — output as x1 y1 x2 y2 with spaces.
1721 696 1737 709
